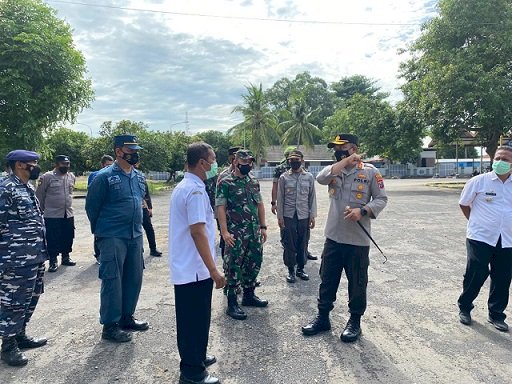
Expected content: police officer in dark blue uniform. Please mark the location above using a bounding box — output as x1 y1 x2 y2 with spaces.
0 150 48 366
85 135 149 343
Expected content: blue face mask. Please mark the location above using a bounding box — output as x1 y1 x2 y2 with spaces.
206 162 218 179
492 160 512 175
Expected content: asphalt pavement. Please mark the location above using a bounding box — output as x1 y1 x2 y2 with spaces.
1 179 511 384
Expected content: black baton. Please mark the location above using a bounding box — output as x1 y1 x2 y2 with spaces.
356 221 387 264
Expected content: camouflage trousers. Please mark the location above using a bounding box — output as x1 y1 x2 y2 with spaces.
223 233 262 296
0 263 45 337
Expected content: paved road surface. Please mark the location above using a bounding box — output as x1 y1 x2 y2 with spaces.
1 179 511 384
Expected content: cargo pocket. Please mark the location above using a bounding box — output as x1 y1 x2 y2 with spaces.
98 240 119 280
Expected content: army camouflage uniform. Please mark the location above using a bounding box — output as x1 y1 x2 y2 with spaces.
216 172 263 296
0 175 46 338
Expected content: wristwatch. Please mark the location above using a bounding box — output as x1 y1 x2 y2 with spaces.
271 201 276 206
360 207 368 217
260 225 267 230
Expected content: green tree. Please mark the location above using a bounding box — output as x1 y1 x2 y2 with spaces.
194 130 233 166
265 72 335 129
399 0 512 161
330 75 387 103
324 95 423 162
230 83 278 163
43 128 91 175
0 0 94 155
279 95 321 149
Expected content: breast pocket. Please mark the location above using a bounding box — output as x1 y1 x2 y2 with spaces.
349 183 369 205
300 181 310 195
247 182 261 204
49 179 63 190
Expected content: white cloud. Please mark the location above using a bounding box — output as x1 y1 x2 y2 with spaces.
45 0 438 136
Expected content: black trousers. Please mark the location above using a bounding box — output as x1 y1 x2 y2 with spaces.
44 217 75 261
142 209 157 251
458 237 512 321
175 278 213 380
317 238 370 316
283 215 308 269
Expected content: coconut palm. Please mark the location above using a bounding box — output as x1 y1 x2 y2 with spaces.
279 96 321 149
230 83 278 163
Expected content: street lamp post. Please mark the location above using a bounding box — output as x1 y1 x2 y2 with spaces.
75 122 93 137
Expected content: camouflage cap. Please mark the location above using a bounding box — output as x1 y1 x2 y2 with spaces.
235 149 255 160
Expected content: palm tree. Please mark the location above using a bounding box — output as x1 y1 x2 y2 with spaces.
279 96 321 149
230 83 278 164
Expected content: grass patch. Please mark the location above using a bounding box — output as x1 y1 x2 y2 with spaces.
426 182 466 190
74 176 173 193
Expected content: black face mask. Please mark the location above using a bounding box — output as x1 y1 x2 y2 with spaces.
122 151 140 165
237 164 252 175
26 164 41 180
289 161 301 170
58 166 69 174
335 150 350 162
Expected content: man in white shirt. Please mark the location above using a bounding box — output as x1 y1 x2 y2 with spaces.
169 142 226 384
458 146 512 332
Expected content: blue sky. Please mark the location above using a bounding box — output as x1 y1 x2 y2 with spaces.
44 0 438 136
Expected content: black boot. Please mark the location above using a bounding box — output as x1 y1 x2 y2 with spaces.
48 257 58 273
102 323 132 343
1 337 28 366
341 314 362 342
15 325 47 349
286 267 296 283
226 294 247 320
61 253 76 266
296 268 309 281
241 287 268 307
302 312 331 336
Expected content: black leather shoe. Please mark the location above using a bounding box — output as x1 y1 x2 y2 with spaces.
15 334 47 349
150 249 163 257
61 255 76 266
459 311 472 325
241 291 268 307
48 262 58 273
488 317 509 332
120 316 149 331
1 337 28 367
286 273 296 283
307 252 318 261
255 281 261 287
341 316 361 342
204 354 216 367
102 324 132 342
179 373 220 384
302 314 331 336
296 269 309 281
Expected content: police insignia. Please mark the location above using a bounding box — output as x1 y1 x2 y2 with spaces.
356 193 363 199
358 185 364 191
375 173 384 189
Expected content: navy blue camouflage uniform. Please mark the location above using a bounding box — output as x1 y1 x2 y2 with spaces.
0 175 46 338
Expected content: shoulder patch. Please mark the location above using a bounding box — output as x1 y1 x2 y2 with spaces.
375 173 384 189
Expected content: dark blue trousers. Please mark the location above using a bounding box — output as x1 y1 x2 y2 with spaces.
98 236 144 325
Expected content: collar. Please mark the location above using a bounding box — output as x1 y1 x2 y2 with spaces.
112 161 137 177
490 171 512 182
287 168 305 175
184 172 205 186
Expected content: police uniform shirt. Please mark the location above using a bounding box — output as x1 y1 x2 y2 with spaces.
276 169 317 220
168 172 217 285
316 162 388 246
459 171 512 248
35 170 75 218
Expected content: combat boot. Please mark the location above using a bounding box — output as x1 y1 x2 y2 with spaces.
102 323 132 343
1 337 28 366
48 256 58 273
302 312 331 336
286 267 296 283
15 325 47 349
341 314 362 342
61 253 76 266
241 287 268 307
226 294 247 320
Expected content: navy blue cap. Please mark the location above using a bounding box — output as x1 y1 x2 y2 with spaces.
55 155 70 163
114 135 142 149
5 150 40 162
